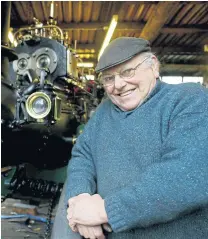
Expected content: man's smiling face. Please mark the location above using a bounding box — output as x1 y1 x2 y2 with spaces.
103 53 159 111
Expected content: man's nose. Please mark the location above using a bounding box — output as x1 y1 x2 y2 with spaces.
114 75 126 89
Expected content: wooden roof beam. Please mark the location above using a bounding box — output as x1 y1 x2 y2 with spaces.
139 1 178 42
75 59 207 73
161 64 208 73
201 33 208 46
41 2 49 22
77 44 206 54
31 2 43 21
13 2 27 22
12 22 208 34
153 46 206 55
162 26 208 34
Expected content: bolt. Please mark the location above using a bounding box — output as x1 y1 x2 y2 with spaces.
32 54 36 57
45 48 48 52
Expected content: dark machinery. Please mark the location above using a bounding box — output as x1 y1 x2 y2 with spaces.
1 2 103 238
2 18 101 168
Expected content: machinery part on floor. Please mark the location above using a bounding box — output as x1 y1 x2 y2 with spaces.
44 192 57 239
2 164 63 239
1 214 53 224
10 177 63 198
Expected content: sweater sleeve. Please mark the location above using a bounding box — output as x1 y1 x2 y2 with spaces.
105 88 208 232
65 114 97 205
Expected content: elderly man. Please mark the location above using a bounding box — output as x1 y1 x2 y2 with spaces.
52 37 208 239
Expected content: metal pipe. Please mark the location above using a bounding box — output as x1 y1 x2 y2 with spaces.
1 214 53 224
1 1 11 46
62 136 77 144
14 25 64 41
1 1 11 81
50 1 54 18
74 40 77 51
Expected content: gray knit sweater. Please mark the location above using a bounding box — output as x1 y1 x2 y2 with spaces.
65 80 208 238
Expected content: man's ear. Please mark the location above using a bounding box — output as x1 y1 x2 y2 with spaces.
151 57 160 78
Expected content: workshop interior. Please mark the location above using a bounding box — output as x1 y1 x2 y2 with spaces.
1 1 208 238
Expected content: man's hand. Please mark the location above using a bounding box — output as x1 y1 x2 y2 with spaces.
67 194 108 226
76 224 105 239
67 193 91 231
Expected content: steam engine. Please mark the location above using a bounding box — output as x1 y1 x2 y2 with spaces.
1 18 102 202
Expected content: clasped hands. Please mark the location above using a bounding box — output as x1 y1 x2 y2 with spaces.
67 193 111 239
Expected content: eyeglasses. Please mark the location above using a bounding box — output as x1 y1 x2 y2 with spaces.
99 56 150 87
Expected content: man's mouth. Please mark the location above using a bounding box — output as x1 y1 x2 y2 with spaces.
118 89 136 97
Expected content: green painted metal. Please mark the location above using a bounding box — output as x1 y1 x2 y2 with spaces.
35 166 67 184
76 124 85 136
1 166 17 196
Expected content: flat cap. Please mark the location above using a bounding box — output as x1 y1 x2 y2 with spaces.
95 37 151 73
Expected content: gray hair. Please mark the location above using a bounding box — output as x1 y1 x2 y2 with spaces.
135 52 160 70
